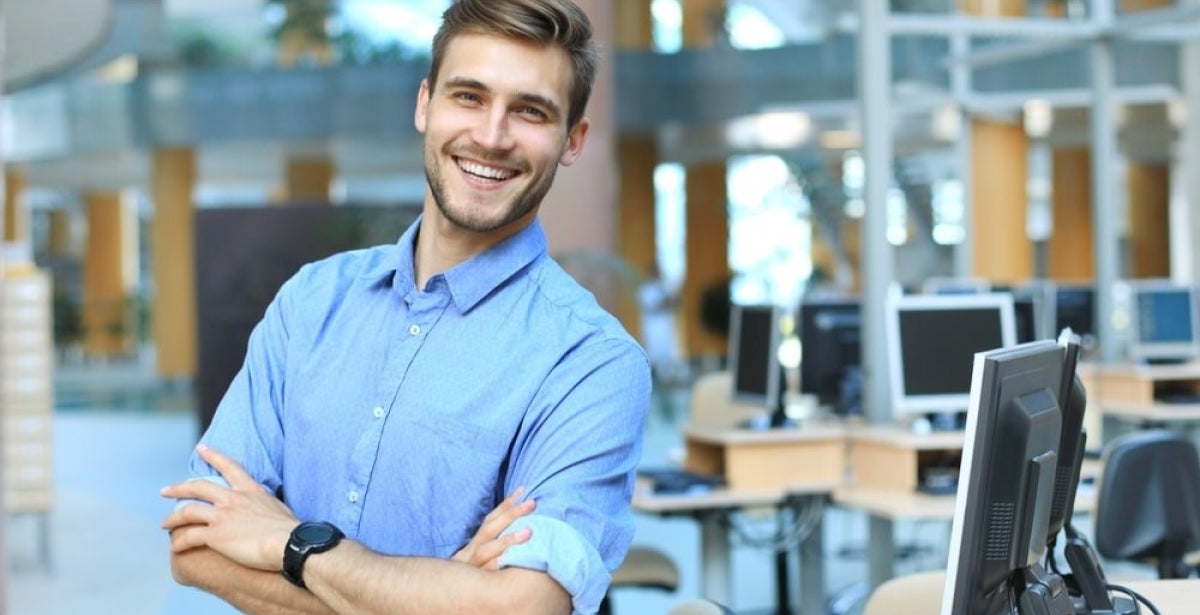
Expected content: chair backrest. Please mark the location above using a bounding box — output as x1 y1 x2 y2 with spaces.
862 570 946 615
1094 429 1200 578
687 370 767 429
665 598 735 615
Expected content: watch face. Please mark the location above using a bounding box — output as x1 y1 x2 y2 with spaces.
296 522 338 544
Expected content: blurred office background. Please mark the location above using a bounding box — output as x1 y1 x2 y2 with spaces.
2 0 1199 613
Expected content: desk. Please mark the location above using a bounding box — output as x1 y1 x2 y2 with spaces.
1123 578 1200 613
1081 362 1200 441
633 481 836 614
835 426 1100 591
863 570 1200 614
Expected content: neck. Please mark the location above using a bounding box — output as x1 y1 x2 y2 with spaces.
412 204 533 290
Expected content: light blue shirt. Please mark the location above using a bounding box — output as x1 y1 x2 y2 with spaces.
191 217 651 615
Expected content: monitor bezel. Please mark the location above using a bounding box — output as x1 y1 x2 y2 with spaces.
1127 279 1200 363
941 340 1066 615
727 303 783 409
886 292 1017 417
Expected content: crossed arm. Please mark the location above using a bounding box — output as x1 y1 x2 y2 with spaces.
160 445 569 615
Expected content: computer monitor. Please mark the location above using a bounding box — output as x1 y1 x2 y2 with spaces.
797 298 862 415
1012 294 1040 344
1053 283 1095 343
1047 330 1086 542
923 276 992 295
1127 280 1200 364
886 293 1017 418
728 304 785 426
1044 330 1138 614
942 340 1069 615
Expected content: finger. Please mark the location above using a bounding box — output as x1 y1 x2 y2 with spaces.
161 502 216 531
482 487 525 525
160 477 229 504
479 497 536 539
472 527 532 565
168 525 209 553
195 444 259 490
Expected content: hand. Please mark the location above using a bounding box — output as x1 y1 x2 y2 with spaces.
451 487 535 570
160 444 299 572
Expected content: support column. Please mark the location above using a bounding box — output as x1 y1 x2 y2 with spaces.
860 0 895 422
1048 148 1095 280
283 157 336 203
4 167 32 270
682 162 730 360
1089 1 1122 363
82 191 139 358
614 0 657 339
961 1 1032 285
1126 162 1170 279
680 0 730 363
151 148 198 379
1183 2 1200 282
47 209 79 259
970 119 1032 284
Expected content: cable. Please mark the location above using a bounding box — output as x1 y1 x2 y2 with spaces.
723 495 825 552
1107 583 1160 615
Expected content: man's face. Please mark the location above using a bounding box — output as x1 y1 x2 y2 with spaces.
415 33 589 235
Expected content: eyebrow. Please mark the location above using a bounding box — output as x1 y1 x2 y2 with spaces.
442 77 563 120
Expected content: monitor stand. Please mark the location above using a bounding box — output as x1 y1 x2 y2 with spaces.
927 410 966 432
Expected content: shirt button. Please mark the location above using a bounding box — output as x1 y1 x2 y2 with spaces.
347 490 360 503
409 324 421 336
373 406 385 419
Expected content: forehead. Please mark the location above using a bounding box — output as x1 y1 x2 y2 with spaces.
436 32 573 104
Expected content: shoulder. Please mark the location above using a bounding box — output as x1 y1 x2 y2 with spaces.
525 257 646 356
275 244 397 312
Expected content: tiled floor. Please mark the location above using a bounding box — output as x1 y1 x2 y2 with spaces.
6 358 1155 614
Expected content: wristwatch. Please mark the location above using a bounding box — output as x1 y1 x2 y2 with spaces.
282 521 345 589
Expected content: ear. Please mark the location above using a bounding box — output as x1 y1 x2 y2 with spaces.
414 78 431 134
558 117 590 167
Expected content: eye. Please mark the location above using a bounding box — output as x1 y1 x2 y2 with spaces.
454 91 482 104
517 106 548 121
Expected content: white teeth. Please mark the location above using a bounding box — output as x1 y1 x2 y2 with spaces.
458 159 515 180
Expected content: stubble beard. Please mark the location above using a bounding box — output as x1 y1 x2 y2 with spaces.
425 143 558 234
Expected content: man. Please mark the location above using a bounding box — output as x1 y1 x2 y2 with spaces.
160 1 651 613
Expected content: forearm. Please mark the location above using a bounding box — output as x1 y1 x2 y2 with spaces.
171 547 334 615
305 540 571 615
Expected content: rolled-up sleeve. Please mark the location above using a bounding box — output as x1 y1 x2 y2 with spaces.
497 337 652 615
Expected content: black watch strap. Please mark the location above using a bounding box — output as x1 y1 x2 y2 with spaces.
282 521 344 589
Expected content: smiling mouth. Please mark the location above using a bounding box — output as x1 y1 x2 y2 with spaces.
456 157 518 182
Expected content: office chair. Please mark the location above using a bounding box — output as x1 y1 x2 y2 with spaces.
687 370 766 429
598 545 681 614
861 570 945 615
1093 430 1200 579
664 598 736 615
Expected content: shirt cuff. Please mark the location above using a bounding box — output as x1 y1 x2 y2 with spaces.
497 515 612 615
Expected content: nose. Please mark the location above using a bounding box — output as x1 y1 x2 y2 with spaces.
472 106 515 152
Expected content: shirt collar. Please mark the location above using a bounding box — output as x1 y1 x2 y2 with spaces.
360 215 548 312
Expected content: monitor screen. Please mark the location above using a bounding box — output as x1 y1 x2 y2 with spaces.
887 293 1016 416
797 298 862 414
728 304 781 410
942 340 1067 615
1054 284 1095 341
1013 294 1039 344
1128 281 1199 363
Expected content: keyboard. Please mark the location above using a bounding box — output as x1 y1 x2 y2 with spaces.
1156 391 1200 405
637 468 725 495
